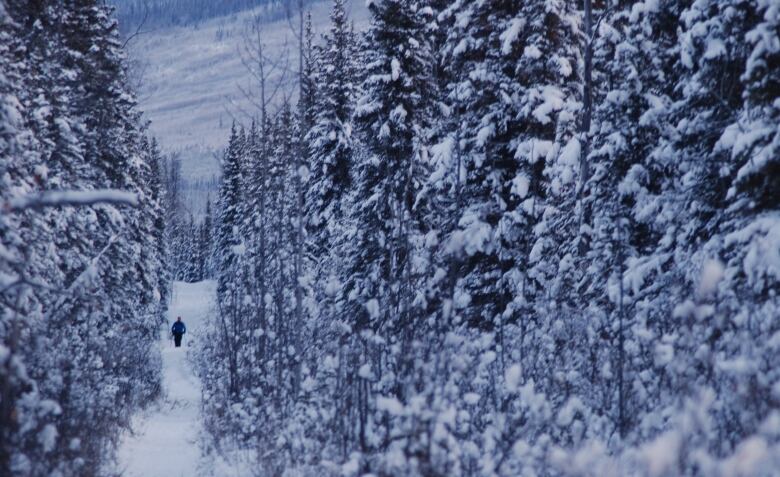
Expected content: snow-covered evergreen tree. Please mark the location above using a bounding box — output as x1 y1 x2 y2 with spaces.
582 0 691 438
200 196 215 278
350 0 434 338
671 0 780 451
306 0 357 250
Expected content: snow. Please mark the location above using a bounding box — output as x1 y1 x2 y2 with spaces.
117 280 216 477
513 439 531 458
365 298 380 319
33 164 48 180
454 289 471 308
390 58 401 81
358 363 374 380
531 86 564 125
720 437 770 477
463 392 480 405
515 138 552 164
505 364 522 392
377 396 404 415
447 212 492 256
729 123 777 193
341 453 361 475
624 253 670 296
556 397 583 427
654 341 674 367
559 138 580 167
725 216 780 285
500 18 524 55
128 1 369 183
324 275 342 297
390 104 408 122
641 430 682 477
703 38 726 59
476 123 494 146
232 242 247 256
297 165 310 183
479 350 496 367
529 238 544 263
511 174 530 198
697 258 724 299
429 135 456 184
5 189 139 211
523 45 542 59
717 356 757 376
630 0 661 23
557 56 573 77
38 425 57 453
452 38 469 57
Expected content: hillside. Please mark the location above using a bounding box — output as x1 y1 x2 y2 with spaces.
125 0 369 183
112 0 290 34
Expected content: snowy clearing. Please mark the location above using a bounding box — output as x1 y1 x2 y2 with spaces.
117 281 216 477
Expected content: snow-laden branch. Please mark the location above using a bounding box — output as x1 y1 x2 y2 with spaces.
3 189 139 212
44 234 121 324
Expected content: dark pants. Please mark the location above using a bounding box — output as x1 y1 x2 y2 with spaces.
173 333 183 347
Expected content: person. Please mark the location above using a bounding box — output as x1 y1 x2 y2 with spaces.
171 317 186 348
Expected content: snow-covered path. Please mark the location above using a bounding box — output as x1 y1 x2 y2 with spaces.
117 281 215 477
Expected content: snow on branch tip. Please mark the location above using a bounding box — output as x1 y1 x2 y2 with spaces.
3 189 139 213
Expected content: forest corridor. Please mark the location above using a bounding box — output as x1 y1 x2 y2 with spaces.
117 281 215 477
2 0 779 475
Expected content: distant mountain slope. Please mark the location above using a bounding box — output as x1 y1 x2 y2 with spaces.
125 0 369 182
112 0 299 35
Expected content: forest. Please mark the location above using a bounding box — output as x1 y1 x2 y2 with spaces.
2 0 779 475
0 1 169 475
192 0 780 475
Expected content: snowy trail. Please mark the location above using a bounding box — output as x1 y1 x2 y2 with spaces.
118 281 216 477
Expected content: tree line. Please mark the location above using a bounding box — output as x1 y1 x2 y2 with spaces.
162 156 216 283
200 0 779 475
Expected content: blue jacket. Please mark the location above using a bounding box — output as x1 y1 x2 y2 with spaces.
172 321 186 335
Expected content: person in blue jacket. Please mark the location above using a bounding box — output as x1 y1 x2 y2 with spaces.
171 316 186 347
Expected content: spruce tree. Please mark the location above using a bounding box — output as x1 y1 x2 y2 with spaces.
215 123 247 397
585 0 691 436
200 196 214 279
350 0 435 336
672 0 780 448
307 0 357 250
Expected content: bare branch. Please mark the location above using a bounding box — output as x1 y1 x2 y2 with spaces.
222 96 252 127
45 235 123 325
229 13 294 126
121 0 152 49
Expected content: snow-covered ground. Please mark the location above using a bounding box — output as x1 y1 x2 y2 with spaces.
117 280 216 477
127 0 369 183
